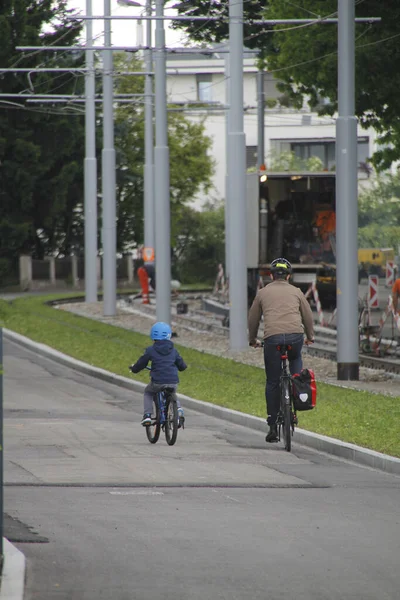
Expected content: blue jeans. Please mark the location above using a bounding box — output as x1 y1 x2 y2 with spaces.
263 333 304 425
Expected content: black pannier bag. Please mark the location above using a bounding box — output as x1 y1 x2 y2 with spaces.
292 369 317 411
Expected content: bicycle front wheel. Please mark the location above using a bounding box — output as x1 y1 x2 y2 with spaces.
281 380 292 453
165 397 179 446
146 396 161 444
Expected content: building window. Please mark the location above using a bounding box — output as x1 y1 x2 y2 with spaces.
196 74 213 102
291 141 336 170
246 146 258 169
271 138 370 171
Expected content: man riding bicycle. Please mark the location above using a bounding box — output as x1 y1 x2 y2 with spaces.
248 258 315 443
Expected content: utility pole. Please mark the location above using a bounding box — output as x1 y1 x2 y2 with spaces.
256 69 265 170
228 0 248 350
257 69 268 265
154 0 171 323
84 0 98 303
224 49 231 278
144 0 155 250
336 0 359 380
102 0 117 316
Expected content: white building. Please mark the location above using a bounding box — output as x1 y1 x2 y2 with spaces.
166 50 377 208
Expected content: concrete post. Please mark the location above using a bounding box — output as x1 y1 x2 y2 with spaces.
102 0 117 316
154 0 171 323
71 255 79 288
127 254 134 284
48 257 56 285
336 0 359 380
84 0 98 303
97 256 102 287
19 255 32 291
228 0 248 350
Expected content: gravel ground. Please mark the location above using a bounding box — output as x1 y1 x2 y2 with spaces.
57 297 400 398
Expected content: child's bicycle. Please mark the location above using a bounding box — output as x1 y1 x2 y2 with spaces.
144 367 181 446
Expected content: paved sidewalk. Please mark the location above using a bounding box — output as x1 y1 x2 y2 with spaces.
2 327 400 599
4 328 400 476
0 538 25 600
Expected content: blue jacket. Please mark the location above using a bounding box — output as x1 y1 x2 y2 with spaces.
130 340 187 384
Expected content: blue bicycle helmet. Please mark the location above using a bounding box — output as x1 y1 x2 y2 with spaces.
150 321 172 340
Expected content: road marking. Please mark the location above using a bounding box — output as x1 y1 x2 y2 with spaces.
109 490 164 496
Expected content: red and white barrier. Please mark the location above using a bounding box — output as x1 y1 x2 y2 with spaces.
377 294 400 336
305 282 326 326
368 275 379 309
386 261 395 288
327 308 337 326
388 295 400 332
213 263 228 298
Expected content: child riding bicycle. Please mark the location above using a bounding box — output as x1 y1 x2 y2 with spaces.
129 322 187 427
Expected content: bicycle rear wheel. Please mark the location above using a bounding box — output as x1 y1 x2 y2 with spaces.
146 396 161 444
165 396 178 446
281 380 292 452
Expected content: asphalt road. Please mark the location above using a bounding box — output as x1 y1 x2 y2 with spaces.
4 340 400 600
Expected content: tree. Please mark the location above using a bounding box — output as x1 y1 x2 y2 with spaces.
0 0 86 281
358 171 400 248
113 54 215 252
172 0 400 170
171 1 275 58
173 201 225 284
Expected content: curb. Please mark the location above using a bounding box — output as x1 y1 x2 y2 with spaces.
0 538 26 600
4 328 400 477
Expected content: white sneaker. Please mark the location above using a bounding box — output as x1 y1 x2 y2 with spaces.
141 413 152 426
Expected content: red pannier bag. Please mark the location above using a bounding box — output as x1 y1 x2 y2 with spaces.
292 369 317 411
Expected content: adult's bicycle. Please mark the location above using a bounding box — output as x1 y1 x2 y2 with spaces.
276 344 297 453
144 368 180 446
253 342 297 452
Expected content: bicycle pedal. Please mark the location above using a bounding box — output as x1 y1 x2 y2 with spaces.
178 417 185 429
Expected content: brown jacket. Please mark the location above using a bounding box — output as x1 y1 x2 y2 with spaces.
248 280 314 343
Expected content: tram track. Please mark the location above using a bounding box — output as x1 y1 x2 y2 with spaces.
119 294 400 376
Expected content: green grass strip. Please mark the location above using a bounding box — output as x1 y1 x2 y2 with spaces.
1 294 399 458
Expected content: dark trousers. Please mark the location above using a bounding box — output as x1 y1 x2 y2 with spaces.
263 333 304 425
143 381 181 414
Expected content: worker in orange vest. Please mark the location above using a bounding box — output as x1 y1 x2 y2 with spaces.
137 247 155 304
393 274 400 314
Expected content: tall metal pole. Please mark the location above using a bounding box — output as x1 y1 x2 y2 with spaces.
228 0 248 350
102 0 117 316
257 70 268 264
84 0 98 303
154 0 171 323
336 0 359 380
144 0 155 249
224 49 231 278
257 69 265 170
